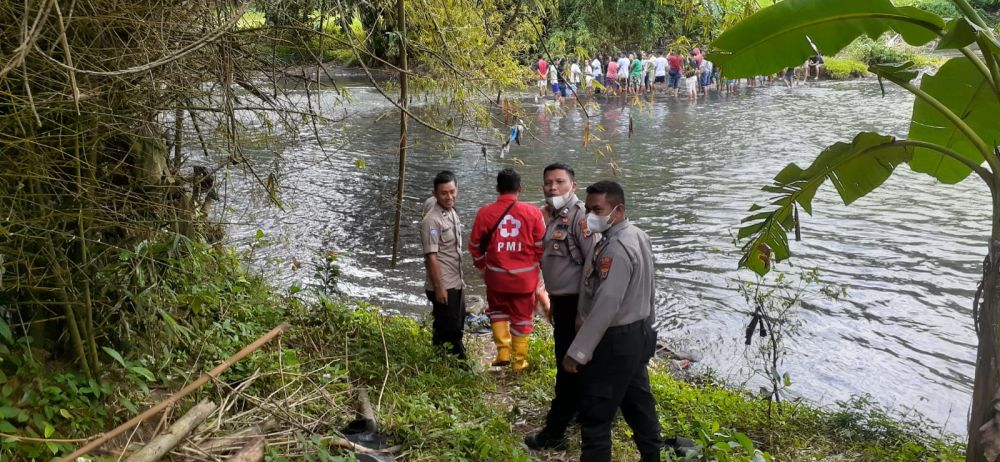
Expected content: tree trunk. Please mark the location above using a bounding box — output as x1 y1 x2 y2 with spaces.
389 0 408 268
969 239 1000 462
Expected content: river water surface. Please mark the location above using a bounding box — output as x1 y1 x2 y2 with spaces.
220 80 987 436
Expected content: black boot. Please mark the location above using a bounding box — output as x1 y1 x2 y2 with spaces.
524 431 567 450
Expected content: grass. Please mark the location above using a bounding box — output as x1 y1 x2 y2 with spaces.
0 239 966 461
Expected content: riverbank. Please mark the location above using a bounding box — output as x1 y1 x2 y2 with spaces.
0 238 964 461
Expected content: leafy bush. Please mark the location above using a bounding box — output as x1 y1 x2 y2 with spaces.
823 57 869 79
840 36 913 65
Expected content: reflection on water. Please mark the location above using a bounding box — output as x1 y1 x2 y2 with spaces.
221 80 985 435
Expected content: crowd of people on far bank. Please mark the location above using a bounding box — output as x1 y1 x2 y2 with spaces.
533 48 825 103
419 166 694 461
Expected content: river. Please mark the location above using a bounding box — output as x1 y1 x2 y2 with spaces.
219 79 986 436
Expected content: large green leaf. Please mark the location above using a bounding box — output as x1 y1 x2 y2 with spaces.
908 57 1000 184
708 0 944 78
740 133 914 275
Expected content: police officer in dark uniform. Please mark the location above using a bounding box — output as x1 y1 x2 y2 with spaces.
563 180 663 462
525 163 597 450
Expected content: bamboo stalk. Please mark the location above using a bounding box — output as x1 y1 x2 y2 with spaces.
126 400 218 462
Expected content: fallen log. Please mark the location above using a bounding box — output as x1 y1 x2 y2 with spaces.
126 400 218 462
60 322 290 462
225 436 265 462
196 418 277 454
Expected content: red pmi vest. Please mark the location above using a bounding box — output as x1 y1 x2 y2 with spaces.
469 194 545 294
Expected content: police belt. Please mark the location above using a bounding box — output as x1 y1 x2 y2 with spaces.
604 319 648 335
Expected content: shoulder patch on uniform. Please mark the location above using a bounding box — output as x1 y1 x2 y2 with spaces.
599 256 612 279
430 228 440 239
579 217 592 238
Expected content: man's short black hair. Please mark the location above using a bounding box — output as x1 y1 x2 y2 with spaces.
433 170 456 190
586 180 625 207
543 162 575 180
497 168 521 194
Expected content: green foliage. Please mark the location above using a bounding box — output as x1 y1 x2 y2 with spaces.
840 36 915 65
708 0 944 78
907 56 1000 184
0 334 110 459
739 133 914 274
822 57 870 79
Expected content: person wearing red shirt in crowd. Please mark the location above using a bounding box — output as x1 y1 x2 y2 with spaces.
537 59 549 97
469 168 546 372
666 51 684 97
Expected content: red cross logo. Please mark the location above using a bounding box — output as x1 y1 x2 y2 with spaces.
499 215 521 238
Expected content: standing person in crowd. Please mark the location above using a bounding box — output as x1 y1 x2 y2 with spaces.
584 57 595 96
629 53 643 95
616 53 630 95
563 180 663 462
667 51 684 97
685 69 698 102
561 58 573 99
606 56 619 96
642 52 655 93
806 53 824 81
524 163 596 451
420 171 467 359
591 56 603 93
783 66 795 87
570 58 583 97
653 51 668 91
699 57 714 97
549 59 563 104
537 58 548 97
469 169 546 372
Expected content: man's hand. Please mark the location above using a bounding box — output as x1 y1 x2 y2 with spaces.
435 289 448 305
562 356 580 373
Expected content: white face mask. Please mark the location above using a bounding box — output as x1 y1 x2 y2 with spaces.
586 205 619 233
545 190 574 210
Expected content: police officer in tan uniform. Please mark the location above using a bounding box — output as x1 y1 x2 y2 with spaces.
525 163 596 450
420 171 466 358
563 180 663 462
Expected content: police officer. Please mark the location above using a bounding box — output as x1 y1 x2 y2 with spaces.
525 163 595 450
420 171 466 358
563 180 663 462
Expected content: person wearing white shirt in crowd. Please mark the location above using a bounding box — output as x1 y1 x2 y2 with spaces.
653 52 668 91
570 59 582 97
616 53 630 91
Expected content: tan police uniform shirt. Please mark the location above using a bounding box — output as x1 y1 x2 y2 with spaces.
541 195 594 296
567 220 655 365
421 199 464 292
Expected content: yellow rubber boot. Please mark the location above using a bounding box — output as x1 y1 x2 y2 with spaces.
511 335 530 372
491 322 512 367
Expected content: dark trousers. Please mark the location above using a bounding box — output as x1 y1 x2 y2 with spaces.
578 320 663 462
541 294 581 437
425 289 466 358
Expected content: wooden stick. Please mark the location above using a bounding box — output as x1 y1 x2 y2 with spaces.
356 387 377 434
60 322 290 462
225 436 265 462
126 400 218 462
196 419 277 454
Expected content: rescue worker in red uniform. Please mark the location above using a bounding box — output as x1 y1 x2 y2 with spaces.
469 168 546 372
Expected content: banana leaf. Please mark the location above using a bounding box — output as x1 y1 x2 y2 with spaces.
708 0 944 78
